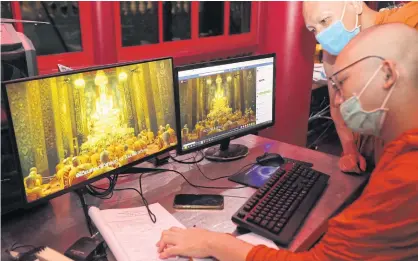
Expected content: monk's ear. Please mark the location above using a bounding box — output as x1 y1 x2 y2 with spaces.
351 1 363 15
381 60 398 90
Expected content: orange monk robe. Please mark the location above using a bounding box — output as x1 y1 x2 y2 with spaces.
246 129 418 261
375 2 418 29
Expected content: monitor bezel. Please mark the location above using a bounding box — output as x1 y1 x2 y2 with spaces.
1 57 177 206
173 53 276 155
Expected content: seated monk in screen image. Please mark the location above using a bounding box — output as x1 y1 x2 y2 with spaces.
67 156 93 186
24 167 44 201
155 24 418 261
88 150 116 179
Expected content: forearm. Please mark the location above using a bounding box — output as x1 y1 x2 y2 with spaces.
209 233 253 261
330 105 357 155
207 233 321 261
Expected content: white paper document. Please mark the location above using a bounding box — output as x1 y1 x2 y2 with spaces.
89 203 190 261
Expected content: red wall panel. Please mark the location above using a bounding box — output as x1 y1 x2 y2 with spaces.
90 1 117 65
258 2 316 147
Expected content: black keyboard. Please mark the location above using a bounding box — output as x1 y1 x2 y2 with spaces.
232 163 329 246
283 158 313 168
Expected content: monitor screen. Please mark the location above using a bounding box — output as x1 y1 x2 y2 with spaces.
3 58 177 203
176 54 275 153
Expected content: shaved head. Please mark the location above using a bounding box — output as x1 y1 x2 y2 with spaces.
333 23 418 143
303 1 364 35
335 23 418 90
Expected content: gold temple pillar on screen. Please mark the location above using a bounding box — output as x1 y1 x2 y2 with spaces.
196 76 204 122
225 74 233 110
38 78 61 175
186 79 193 128
50 78 65 162
71 75 89 151
26 81 49 176
131 65 148 131
57 80 75 159
123 70 139 132
233 73 241 112
141 63 158 132
155 60 175 128
116 67 130 128
148 61 165 130
7 82 46 176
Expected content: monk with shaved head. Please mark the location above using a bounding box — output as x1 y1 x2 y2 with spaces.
304 1 417 174
154 24 418 261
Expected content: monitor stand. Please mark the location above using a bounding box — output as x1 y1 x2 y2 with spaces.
74 188 96 236
205 139 249 162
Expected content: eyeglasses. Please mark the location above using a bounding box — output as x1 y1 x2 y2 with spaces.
328 55 385 92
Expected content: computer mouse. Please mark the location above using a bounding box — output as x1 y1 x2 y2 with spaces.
256 153 285 166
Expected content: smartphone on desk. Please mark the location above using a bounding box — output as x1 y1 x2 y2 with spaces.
173 194 224 210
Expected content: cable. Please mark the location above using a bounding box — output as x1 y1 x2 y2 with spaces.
307 120 334 149
142 167 248 190
170 150 205 164
114 186 156 223
222 195 249 199
10 244 36 251
86 164 250 224
86 175 118 199
195 161 256 181
87 174 158 223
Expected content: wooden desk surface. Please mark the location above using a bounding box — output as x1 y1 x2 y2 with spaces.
1 135 368 260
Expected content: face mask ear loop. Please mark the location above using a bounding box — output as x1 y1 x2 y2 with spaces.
354 7 359 28
357 65 383 99
340 1 347 20
380 69 399 109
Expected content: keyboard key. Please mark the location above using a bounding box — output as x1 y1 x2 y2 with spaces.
261 220 268 227
238 211 246 218
255 217 262 224
283 199 301 218
273 227 281 234
267 221 276 230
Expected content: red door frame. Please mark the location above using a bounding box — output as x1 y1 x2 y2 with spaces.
112 1 260 66
10 1 96 75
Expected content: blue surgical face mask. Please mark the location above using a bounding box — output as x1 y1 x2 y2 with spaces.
316 2 361 56
339 65 397 136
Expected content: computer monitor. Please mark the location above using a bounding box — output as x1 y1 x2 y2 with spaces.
174 54 276 161
1 57 177 204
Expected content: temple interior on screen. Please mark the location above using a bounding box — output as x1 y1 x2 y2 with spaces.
178 69 257 144
7 59 177 202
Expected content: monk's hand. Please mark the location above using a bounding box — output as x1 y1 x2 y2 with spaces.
339 152 366 174
156 227 218 259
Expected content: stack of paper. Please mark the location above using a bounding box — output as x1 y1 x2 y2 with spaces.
89 203 278 261
89 203 190 261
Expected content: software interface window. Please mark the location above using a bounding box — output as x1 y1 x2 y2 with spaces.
178 57 274 151
5 59 177 202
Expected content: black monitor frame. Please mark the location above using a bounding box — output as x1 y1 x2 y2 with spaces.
1 57 177 206
173 53 276 156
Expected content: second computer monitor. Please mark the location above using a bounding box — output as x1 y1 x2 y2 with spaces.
175 54 276 161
